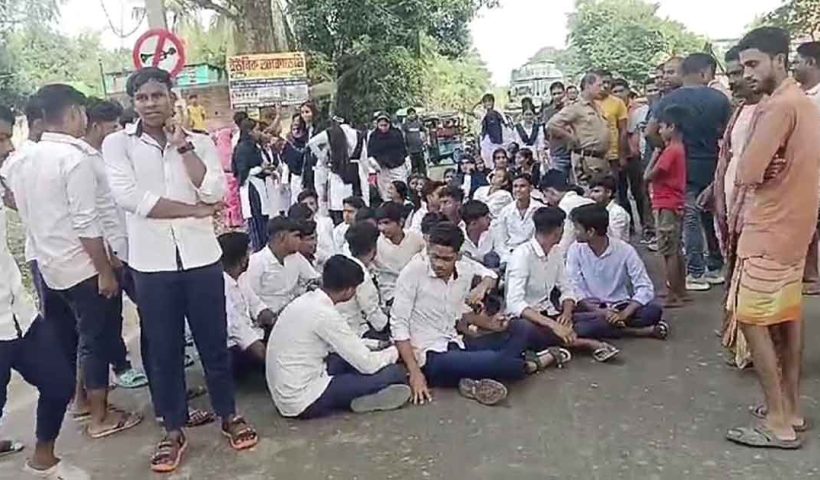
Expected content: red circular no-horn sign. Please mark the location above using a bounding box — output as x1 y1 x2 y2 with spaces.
132 28 187 77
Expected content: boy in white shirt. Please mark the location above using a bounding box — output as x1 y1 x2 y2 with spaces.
374 201 426 306
336 222 389 340
393 222 568 407
588 174 631 242
267 256 410 418
495 173 544 261
219 232 277 378
11 85 143 441
0 104 89 479
461 200 502 268
539 170 595 256
333 195 366 254
243 216 320 317
297 189 335 267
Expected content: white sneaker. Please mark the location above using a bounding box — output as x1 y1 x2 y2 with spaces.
686 275 711 291
704 271 725 285
23 460 90 480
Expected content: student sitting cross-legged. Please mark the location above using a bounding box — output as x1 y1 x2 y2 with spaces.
218 232 277 379
505 206 621 363
460 200 503 269
266 255 410 419
336 221 390 344
566 204 669 340
243 216 320 320
392 222 569 407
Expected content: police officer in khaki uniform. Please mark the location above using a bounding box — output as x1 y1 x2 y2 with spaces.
547 71 611 185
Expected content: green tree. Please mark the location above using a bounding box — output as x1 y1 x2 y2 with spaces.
763 0 820 40
286 0 494 123
420 47 492 113
565 0 704 85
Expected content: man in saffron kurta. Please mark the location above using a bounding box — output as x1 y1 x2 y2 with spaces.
725 27 820 450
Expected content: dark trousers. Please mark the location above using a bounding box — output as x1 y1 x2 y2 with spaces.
422 319 535 388
247 182 269 253
617 156 654 235
229 345 265 380
298 355 407 419
0 318 74 442
132 262 235 430
45 276 118 391
409 151 426 176
572 303 663 339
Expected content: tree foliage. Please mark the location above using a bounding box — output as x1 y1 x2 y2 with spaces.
286 0 494 123
763 0 820 40
420 47 492 113
564 0 704 85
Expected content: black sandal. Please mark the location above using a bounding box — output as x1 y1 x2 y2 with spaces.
221 416 258 451
150 433 188 473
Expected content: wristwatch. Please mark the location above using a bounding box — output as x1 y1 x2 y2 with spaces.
176 142 195 154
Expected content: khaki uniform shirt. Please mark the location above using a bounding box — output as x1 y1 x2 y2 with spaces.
736 78 820 264
547 97 610 155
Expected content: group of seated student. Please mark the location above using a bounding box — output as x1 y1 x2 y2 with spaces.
208 148 671 418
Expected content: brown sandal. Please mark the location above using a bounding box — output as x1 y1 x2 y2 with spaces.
150 433 188 473
86 410 142 439
221 416 258 450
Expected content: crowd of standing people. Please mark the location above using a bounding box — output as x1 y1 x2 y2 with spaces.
0 25 819 479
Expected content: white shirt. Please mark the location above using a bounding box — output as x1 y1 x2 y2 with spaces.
333 222 350 254
224 272 267 350
473 186 513 220
9 133 101 290
242 248 320 315
408 203 428 233
390 255 497 366
309 124 370 212
461 226 499 262
0 202 37 340
557 191 595 256
315 215 336 268
83 141 129 261
267 289 399 417
374 230 425 302
102 121 226 273
0 139 38 262
606 200 631 242
505 238 576 317
566 238 654 306
335 255 388 337
495 199 545 259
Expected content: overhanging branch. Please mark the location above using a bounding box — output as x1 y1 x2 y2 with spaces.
185 0 238 21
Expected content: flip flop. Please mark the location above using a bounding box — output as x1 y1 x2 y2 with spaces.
87 411 143 439
750 404 811 433
186 385 207 400
526 347 571 372
726 425 802 450
0 440 24 458
113 368 149 389
457 378 508 406
150 434 188 474
221 416 259 451
592 344 620 363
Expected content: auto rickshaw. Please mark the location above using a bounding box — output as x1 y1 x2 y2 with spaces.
422 112 467 165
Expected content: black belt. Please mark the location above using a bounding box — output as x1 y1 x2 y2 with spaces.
571 148 606 159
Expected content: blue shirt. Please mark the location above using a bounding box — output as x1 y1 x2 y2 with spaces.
566 238 655 306
653 86 732 188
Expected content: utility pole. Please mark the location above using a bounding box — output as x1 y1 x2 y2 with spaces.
144 0 167 29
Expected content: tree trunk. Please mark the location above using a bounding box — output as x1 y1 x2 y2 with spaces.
234 0 276 54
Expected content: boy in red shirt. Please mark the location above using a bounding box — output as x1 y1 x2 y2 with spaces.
644 105 688 306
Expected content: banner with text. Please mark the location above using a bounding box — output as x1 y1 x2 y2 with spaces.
227 52 310 108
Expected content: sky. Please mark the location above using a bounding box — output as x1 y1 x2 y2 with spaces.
62 0 786 85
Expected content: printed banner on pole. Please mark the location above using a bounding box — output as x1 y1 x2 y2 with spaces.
227 52 310 108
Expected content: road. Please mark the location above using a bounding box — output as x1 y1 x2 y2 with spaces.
3 248 820 480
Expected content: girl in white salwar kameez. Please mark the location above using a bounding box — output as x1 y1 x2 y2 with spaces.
309 121 371 225
513 107 547 164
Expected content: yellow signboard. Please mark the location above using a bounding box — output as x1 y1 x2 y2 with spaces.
227 52 308 81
